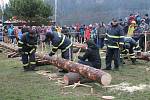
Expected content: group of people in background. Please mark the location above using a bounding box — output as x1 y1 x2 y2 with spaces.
1 12 150 71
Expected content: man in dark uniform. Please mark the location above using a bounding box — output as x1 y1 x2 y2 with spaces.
44 30 73 72
18 29 37 71
104 19 124 70
78 39 101 69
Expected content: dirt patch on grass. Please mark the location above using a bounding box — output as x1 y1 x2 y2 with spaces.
104 82 150 93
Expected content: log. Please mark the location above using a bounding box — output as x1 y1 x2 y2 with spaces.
64 72 80 85
73 42 87 49
0 42 112 86
64 72 93 85
36 60 50 66
37 54 112 86
136 52 150 61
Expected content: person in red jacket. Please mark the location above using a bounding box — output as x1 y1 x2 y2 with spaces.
85 26 91 41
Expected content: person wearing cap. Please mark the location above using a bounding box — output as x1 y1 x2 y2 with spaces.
104 18 124 70
127 20 136 37
18 29 38 71
78 39 101 69
44 29 73 73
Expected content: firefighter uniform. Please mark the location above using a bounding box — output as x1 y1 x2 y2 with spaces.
18 30 37 71
122 37 140 64
105 20 124 70
45 31 73 60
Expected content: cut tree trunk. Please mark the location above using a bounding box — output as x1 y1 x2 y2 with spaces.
0 42 112 86
64 72 93 85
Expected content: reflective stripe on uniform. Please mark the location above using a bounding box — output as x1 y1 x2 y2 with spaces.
52 35 65 50
119 42 124 45
30 62 36 64
30 48 36 54
18 47 22 49
62 43 72 52
24 52 28 54
58 35 65 47
23 63 29 66
52 46 58 49
26 43 34 47
107 45 119 48
18 41 23 44
51 50 56 53
106 33 124 39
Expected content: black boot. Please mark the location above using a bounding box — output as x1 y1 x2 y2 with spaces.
23 66 30 71
30 64 37 71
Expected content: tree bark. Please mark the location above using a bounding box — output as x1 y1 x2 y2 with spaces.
64 72 93 85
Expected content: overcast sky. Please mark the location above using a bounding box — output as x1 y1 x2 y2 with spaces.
0 0 9 6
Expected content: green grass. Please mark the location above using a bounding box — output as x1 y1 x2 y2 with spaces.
0 52 150 100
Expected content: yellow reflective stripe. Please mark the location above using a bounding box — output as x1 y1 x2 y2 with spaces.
131 56 136 58
119 42 124 45
120 36 125 38
106 33 124 38
62 43 72 52
26 44 34 47
51 50 56 53
107 45 119 48
24 52 28 54
30 62 36 64
23 63 28 66
129 53 135 56
18 41 23 44
52 46 58 49
51 35 65 49
18 47 22 49
58 35 65 47
30 48 35 54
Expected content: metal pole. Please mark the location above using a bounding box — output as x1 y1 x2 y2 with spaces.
1 0 4 42
54 0 57 23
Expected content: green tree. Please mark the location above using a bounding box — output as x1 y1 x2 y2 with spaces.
4 0 53 25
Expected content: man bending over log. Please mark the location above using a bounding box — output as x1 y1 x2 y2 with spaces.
43 27 73 73
78 39 101 69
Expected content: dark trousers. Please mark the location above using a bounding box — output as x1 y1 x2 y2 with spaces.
106 48 120 69
62 47 73 61
78 60 93 67
139 34 145 51
97 37 104 48
22 53 36 67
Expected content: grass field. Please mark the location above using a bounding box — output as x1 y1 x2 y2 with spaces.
0 52 150 100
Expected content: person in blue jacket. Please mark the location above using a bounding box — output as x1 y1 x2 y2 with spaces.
18 29 37 71
44 29 73 73
104 18 124 70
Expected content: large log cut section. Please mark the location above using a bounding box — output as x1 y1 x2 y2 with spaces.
0 42 112 86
